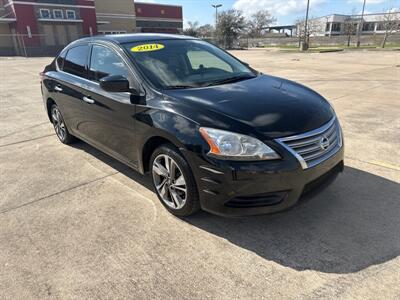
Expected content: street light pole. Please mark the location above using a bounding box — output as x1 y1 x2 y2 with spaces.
301 0 310 51
212 4 222 32
356 0 366 47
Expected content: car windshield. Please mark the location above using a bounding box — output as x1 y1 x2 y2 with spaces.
123 39 256 89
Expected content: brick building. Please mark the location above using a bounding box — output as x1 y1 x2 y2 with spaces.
95 0 136 35
0 0 97 56
0 0 183 56
135 2 183 34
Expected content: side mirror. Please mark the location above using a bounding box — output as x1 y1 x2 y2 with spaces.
100 75 130 93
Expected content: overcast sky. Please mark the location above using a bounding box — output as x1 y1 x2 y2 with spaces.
137 0 399 27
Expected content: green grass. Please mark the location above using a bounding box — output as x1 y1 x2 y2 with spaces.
262 44 299 49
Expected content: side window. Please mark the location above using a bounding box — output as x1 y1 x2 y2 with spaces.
187 50 233 73
89 45 130 82
63 45 89 78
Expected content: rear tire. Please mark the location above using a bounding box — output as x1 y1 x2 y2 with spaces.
150 144 200 217
51 104 75 144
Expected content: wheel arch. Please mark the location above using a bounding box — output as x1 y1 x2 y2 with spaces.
140 135 181 174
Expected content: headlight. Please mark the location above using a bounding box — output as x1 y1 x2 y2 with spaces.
199 127 280 161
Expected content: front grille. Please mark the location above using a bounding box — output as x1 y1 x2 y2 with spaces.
276 117 342 169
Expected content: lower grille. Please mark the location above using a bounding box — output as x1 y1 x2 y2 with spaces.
225 192 287 208
276 117 343 169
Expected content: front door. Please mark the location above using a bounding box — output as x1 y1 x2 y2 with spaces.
79 44 138 166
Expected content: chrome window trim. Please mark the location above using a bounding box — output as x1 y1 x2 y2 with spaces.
54 41 145 96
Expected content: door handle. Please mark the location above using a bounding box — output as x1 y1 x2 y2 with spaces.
83 96 95 104
54 85 63 92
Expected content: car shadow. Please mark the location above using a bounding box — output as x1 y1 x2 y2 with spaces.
186 167 400 274
71 141 154 191
72 141 400 274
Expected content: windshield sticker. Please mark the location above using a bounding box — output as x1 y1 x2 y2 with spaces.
131 44 165 52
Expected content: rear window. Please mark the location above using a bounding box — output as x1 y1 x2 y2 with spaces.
63 45 89 78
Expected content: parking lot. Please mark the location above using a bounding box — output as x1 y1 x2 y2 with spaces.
1 49 399 299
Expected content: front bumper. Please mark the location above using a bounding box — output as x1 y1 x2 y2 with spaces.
183 142 344 217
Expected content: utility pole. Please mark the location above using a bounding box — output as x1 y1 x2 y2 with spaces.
301 0 310 51
356 0 366 47
212 4 222 32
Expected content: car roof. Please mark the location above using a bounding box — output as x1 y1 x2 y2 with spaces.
78 33 197 45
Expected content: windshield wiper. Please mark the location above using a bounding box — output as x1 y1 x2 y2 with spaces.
164 85 198 90
205 74 256 87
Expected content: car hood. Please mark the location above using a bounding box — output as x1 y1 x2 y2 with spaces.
163 74 334 139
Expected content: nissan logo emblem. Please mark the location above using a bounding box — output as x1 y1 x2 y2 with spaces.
320 136 330 150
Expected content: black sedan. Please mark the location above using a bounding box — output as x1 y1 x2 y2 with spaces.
40 34 344 217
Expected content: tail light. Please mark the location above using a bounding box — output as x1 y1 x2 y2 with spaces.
39 72 45 82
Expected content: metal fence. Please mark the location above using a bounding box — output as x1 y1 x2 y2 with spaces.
2 32 399 57
197 32 400 50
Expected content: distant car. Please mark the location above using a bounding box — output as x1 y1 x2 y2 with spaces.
40 34 344 217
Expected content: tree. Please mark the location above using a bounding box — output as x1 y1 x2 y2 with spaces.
197 24 214 38
342 18 358 47
341 9 358 47
247 10 276 38
184 21 200 37
295 17 324 47
216 9 246 49
379 10 400 48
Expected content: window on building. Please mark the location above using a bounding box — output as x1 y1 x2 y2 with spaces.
137 8 142 13
161 9 165 15
63 45 89 78
362 22 375 31
89 45 130 82
53 9 63 19
40 9 51 19
331 23 341 32
325 23 330 32
99 31 127 35
376 22 392 31
66 10 76 20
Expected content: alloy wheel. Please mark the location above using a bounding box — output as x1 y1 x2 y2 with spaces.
152 154 187 210
52 106 66 141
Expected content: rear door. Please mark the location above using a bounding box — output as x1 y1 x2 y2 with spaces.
52 44 90 134
78 43 138 166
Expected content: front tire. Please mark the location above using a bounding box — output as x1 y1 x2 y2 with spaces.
150 144 200 217
51 104 75 144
